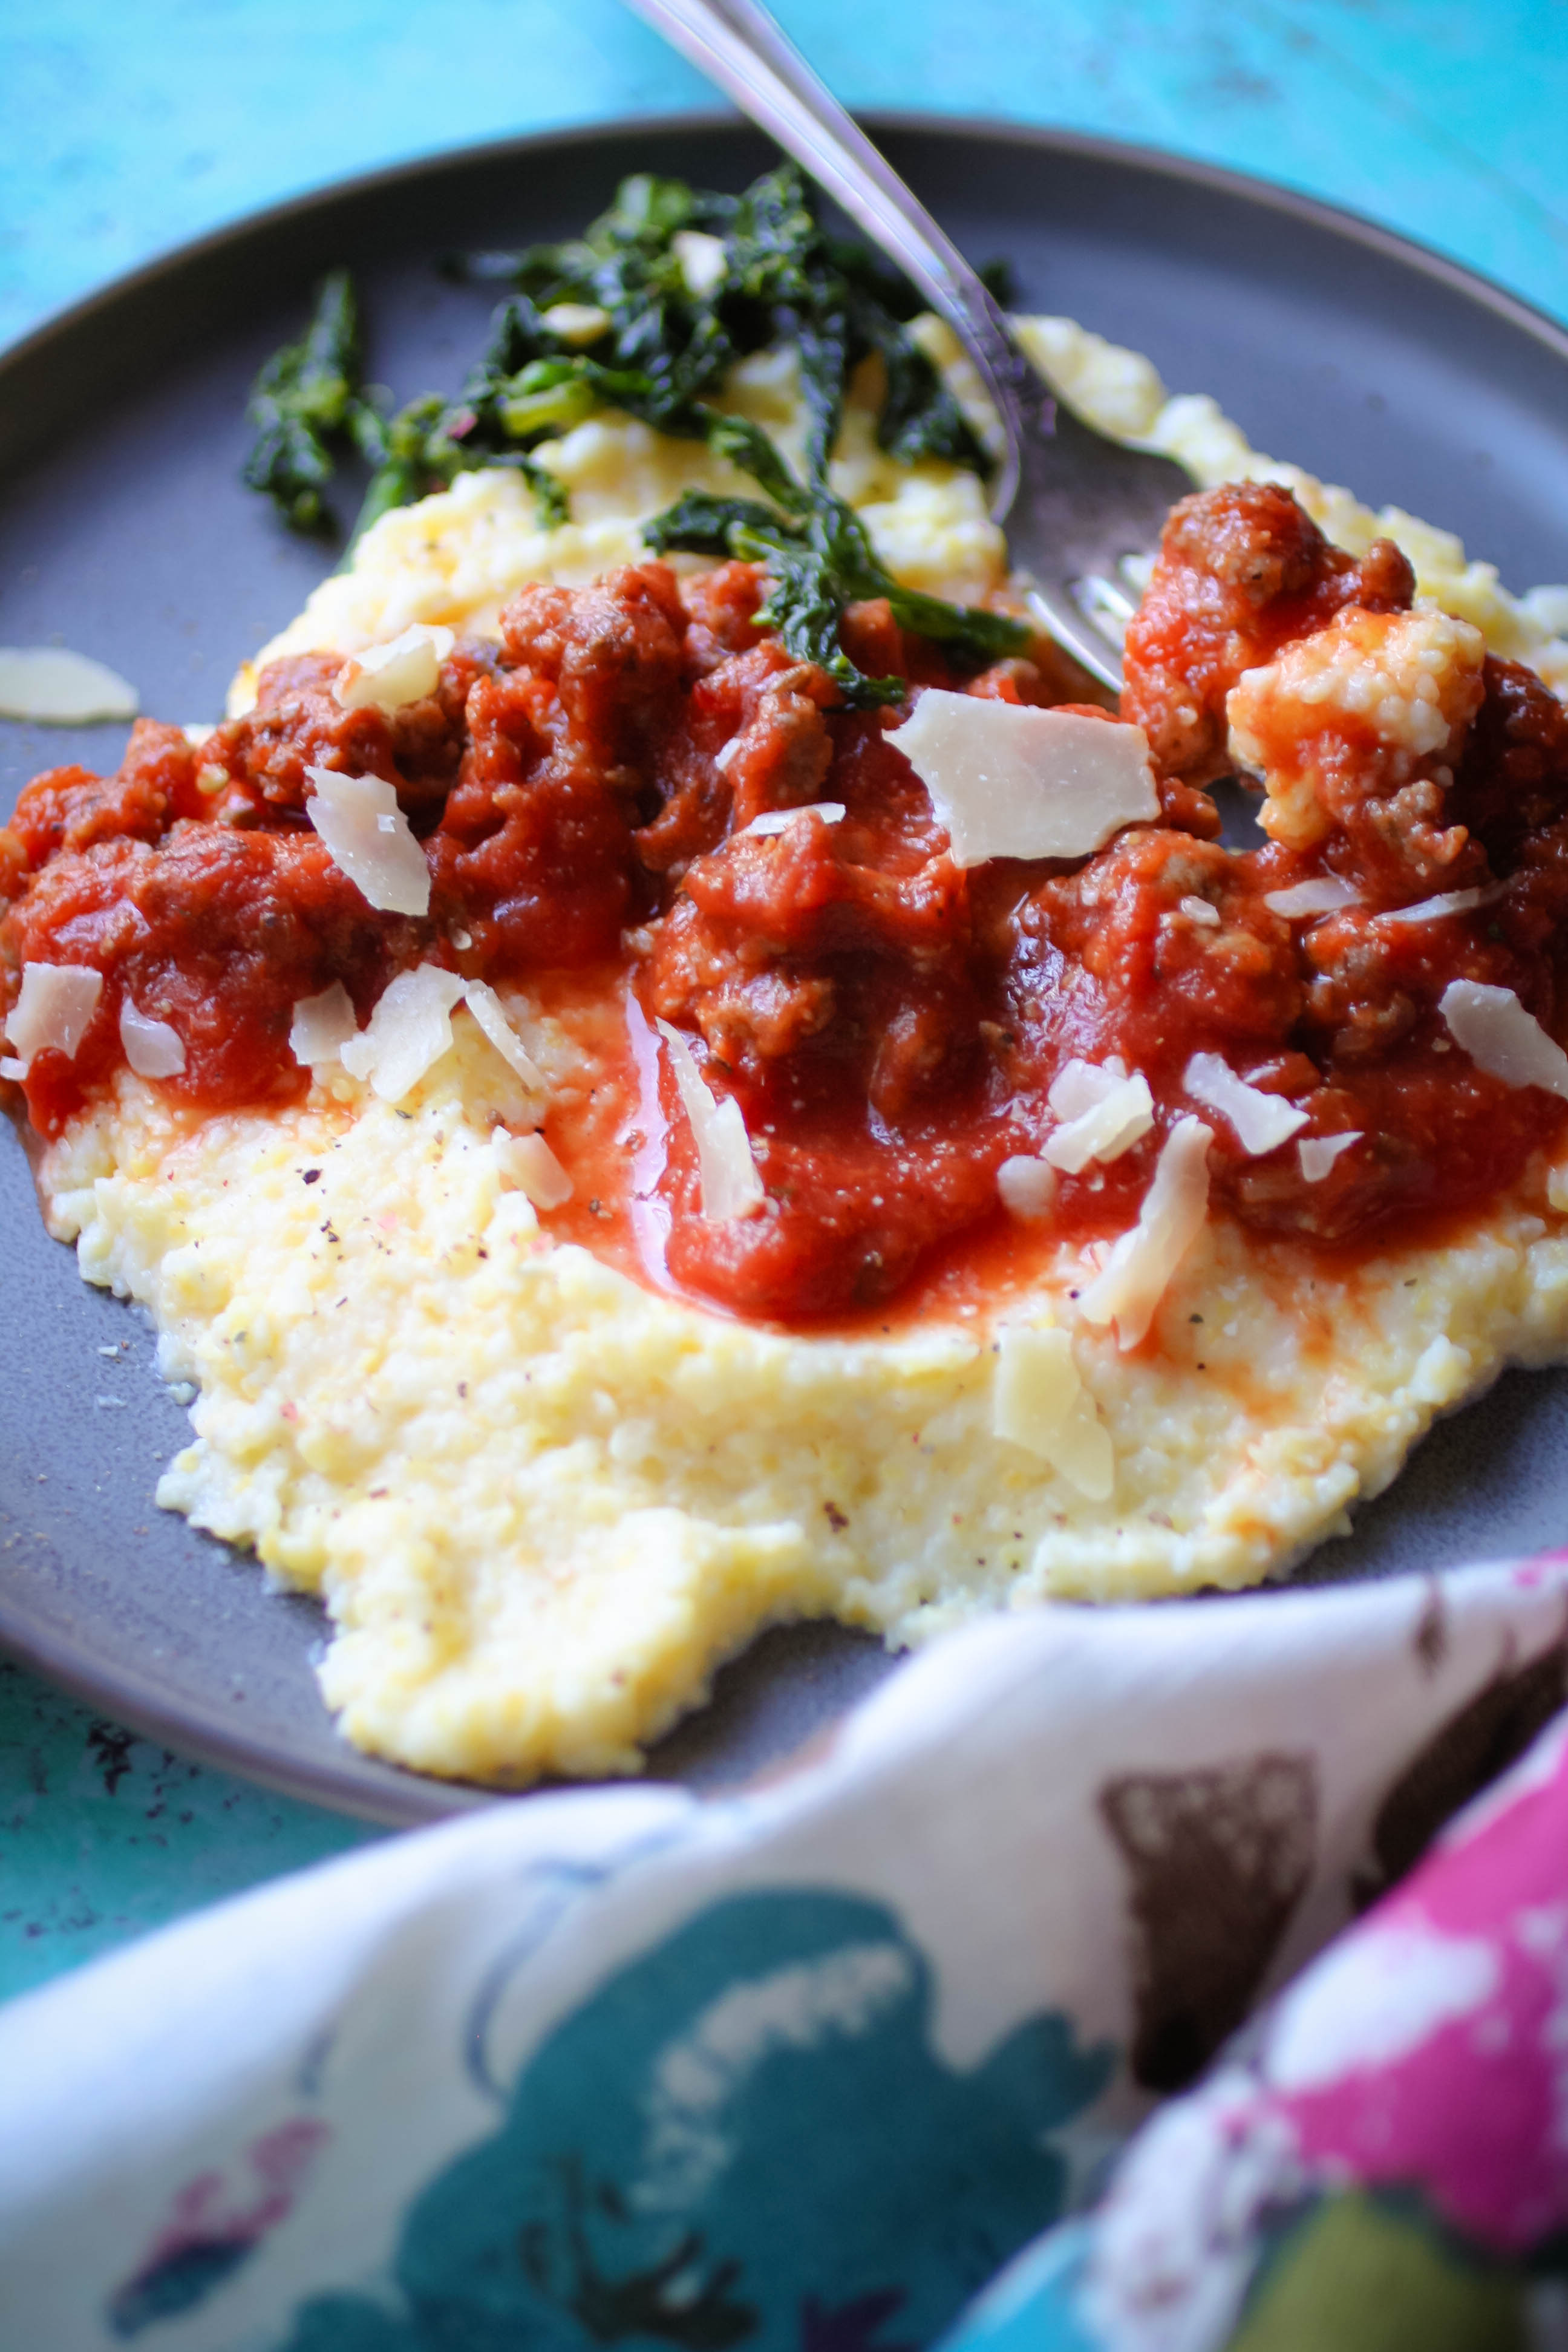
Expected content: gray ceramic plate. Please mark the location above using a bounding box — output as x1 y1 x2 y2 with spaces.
5 116 1568 1827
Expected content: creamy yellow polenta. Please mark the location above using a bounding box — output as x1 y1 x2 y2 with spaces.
36 316 1568 1786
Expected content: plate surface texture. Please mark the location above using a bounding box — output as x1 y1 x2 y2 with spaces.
4 118 1568 1824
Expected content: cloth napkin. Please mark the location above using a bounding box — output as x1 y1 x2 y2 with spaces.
1 1558 1565 2351
945 1599 1568 2352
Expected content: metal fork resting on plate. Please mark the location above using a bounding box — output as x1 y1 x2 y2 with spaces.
621 0 1192 688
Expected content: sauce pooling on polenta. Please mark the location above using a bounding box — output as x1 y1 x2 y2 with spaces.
7 485 1568 1324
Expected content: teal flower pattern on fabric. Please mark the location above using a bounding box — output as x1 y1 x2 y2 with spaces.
275 1890 1114 2352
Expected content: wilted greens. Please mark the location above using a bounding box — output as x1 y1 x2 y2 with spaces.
243 164 1027 704
241 269 380 532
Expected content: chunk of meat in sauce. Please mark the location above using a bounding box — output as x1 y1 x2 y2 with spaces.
1451 655 1568 879
4 825 420 1135
645 717 975 1085
192 644 501 826
634 640 840 879
427 565 694 967
498 566 686 775
1122 481 1414 787
6 720 203 872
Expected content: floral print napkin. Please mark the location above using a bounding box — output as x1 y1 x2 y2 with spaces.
0 1558 1564 2350
945 1589 1568 2352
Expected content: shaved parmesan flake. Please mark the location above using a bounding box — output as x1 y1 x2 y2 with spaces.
739 802 846 838
1380 884 1503 926
1042 1057 1154 1172
1178 894 1220 927
0 1059 22 1082
494 1129 573 1210
1081 1117 1213 1350
0 647 138 725
655 1019 766 1223
118 999 186 1079
886 691 1158 867
340 966 466 1102
4 962 103 1069
305 766 431 916
1263 876 1362 919
462 982 549 1100
993 1325 1114 1500
672 229 727 299
1299 1131 1362 1182
997 1155 1057 1220
334 625 454 716
290 981 359 1069
540 301 611 345
1441 979 1568 1100
1184 1053 1308 1155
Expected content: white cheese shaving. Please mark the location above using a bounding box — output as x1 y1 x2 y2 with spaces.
993 1325 1114 1500
289 981 359 1068
494 1129 573 1210
1379 884 1503 926
1299 1131 1362 1182
118 999 186 1079
3 962 103 1070
1263 876 1362 919
738 802 846 838
304 766 431 916
463 982 549 1100
1080 1117 1214 1350
672 229 728 299
1440 979 1568 1100
713 735 744 775
0 647 139 725
1178 894 1221 927
333 626 455 716
1042 1057 1155 1172
886 691 1158 867
655 1019 766 1223
1184 1052 1308 1155
997 1155 1057 1220
540 302 611 346
340 966 466 1102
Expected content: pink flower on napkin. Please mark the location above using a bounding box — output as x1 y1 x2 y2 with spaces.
1265 1720 1568 2252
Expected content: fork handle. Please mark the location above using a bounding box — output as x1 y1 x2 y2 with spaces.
621 0 1040 515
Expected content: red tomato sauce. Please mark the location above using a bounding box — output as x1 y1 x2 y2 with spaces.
7 491 1568 1327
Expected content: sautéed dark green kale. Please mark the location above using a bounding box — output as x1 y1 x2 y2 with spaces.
242 165 1027 705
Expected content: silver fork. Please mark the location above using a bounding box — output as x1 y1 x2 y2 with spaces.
621 0 1193 689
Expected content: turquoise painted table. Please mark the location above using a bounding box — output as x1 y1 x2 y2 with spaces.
4 0 1567 2005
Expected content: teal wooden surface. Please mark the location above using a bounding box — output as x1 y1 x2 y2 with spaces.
2 0 1566 2003
4 0 1567 350
0 1664 366 2001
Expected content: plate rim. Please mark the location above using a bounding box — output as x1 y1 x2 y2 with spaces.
4 109 1568 1828
4 108 1568 446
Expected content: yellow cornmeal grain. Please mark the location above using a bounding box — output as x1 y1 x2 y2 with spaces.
34 314 1568 1785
